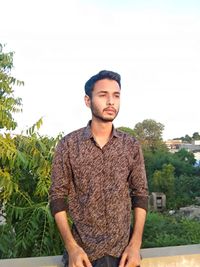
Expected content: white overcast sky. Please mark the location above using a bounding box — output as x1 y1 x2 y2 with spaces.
1 0 200 140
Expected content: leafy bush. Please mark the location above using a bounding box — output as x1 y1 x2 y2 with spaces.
0 130 64 259
143 212 200 248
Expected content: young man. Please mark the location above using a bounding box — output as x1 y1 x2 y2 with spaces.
49 70 148 267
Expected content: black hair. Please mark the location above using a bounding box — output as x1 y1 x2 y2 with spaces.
84 70 121 97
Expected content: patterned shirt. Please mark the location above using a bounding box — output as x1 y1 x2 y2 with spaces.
49 122 148 261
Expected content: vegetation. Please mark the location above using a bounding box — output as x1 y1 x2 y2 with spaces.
134 119 166 151
0 43 200 259
0 44 63 258
119 119 200 209
174 131 200 143
0 43 23 130
143 211 200 248
0 129 63 258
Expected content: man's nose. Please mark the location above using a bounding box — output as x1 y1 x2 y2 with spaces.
107 96 114 105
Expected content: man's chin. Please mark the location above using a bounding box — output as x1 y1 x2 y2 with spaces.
92 111 118 122
101 116 116 122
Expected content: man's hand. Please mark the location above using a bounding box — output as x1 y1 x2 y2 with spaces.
119 244 141 267
118 207 147 267
54 211 92 267
68 245 92 267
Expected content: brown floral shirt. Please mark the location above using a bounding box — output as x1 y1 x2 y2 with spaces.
49 122 148 261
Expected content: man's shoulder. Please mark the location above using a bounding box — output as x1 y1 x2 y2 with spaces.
115 128 138 143
57 126 86 148
62 126 86 142
115 129 143 155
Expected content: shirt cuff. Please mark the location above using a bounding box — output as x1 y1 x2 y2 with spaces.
131 196 148 211
50 198 67 216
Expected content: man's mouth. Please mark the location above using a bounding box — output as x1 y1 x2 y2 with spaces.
104 108 116 113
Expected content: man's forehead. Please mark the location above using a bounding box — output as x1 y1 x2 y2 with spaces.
93 79 121 91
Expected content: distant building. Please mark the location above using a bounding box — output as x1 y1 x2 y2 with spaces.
165 139 182 151
180 143 200 152
149 192 166 212
165 139 200 161
193 140 200 145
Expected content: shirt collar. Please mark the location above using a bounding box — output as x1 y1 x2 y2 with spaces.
82 120 120 140
82 121 93 140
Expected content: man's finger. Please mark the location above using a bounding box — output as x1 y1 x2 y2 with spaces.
119 253 127 267
83 255 92 267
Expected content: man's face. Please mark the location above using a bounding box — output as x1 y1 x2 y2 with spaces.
85 78 121 122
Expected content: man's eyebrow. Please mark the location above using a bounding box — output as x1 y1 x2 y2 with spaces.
97 90 121 94
97 90 108 94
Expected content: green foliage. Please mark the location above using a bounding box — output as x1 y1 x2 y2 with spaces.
143 141 199 209
144 149 170 183
174 175 200 208
119 119 199 209
118 120 199 210
152 164 175 192
174 148 196 166
117 126 135 137
133 119 167 151
169 154 195 177
152 164 175 208
0 126 64 258
175 132 200 143
0 203 63 258
0 44 23 130
143 212 200 248
192 132 200 140
0 43 63 259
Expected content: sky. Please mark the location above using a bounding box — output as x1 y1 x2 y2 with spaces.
1 0 200 140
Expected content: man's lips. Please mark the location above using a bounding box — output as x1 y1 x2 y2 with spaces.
104 108 116 113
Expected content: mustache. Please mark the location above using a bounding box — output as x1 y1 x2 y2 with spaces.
104 107 116 112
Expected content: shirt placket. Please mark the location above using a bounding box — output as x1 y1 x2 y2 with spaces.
101 145 112 253
92 140 109 241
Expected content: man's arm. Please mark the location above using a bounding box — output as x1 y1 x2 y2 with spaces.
55 211 92 267
119 140 148 267
119 207 146 267
50 140 92 267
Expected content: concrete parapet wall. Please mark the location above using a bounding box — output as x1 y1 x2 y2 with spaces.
0 244 200 267
0 255 63 267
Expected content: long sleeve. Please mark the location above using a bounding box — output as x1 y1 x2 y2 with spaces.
49 138 72 216
129 141 149 211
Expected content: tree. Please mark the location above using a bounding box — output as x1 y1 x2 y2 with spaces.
174 174 200 208
192 132 200 140
0 44 63 258
0 43 23 130
152 163 175 208
184 134 192 143
133 119 167 151
171 150 195 177
143 148 172 190
117 126 135 137
0 43 24 236
177 134 192 143
174 148 196 166
0 126 64 258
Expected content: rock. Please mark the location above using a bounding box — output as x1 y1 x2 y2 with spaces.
179 205 200 220
169 210 176 215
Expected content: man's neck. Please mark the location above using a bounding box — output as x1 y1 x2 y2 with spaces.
90 119 113 148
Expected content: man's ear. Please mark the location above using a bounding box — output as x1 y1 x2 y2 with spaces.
84 95 91 108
